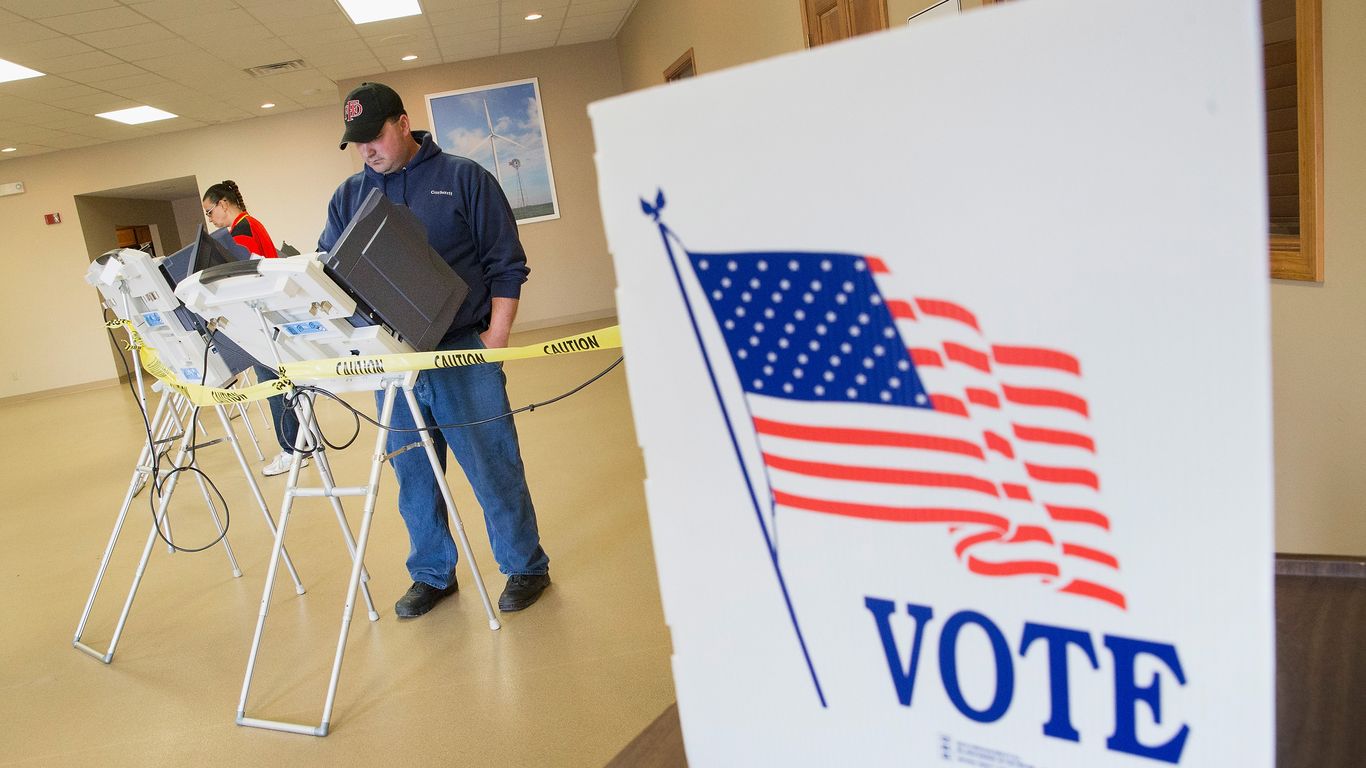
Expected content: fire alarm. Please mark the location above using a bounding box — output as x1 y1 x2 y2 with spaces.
44 212 61 225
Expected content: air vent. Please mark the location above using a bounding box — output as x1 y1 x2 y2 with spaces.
244 59 309 77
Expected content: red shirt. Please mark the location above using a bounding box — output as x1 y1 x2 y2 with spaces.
229 212 278 258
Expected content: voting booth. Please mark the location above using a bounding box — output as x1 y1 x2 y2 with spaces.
74 237 305 665
174 189 497 737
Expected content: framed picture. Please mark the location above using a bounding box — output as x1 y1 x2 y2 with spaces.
425 77 561 225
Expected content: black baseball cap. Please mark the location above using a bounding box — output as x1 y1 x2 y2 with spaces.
339 82 405 149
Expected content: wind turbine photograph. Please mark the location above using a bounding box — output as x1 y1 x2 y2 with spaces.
426 78 561 223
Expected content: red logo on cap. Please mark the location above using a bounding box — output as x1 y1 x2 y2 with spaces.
344 99 363 121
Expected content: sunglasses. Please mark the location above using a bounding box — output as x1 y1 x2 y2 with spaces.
203 200 219 217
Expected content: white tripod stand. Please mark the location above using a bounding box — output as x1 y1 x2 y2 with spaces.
177 254 500 736
73 285 306 663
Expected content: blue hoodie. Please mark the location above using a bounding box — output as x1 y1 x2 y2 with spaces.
318 130 529 342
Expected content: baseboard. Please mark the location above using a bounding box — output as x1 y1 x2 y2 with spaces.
1275 553 1366 579
514 309 618 334
0 377 122 406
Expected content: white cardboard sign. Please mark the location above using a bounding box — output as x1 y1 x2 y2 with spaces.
590 0 1273 764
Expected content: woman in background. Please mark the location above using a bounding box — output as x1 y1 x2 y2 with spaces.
202 180 302 477
203 179 277 258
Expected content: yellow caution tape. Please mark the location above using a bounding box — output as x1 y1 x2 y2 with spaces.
105 320 621 408
279 325 621 380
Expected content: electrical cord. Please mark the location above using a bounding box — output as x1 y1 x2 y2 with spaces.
146 328 231 553
106 311 622 545
293 354 625 440
106 312 231 553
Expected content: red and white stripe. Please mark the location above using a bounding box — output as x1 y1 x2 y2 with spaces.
750 256 1124 610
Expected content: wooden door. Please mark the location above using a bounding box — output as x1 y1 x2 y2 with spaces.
803 0 888 47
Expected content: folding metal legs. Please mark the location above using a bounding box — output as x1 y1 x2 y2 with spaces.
209 404 305 595
74 389 175 661
73 394 305 663
236 376 499 737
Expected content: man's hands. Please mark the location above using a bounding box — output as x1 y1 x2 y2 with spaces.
479 297 519 349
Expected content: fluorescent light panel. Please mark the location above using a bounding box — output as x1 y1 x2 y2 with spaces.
97 106 177 124
336 0 422 24
0 58 44 84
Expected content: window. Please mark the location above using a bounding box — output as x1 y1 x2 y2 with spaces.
1264 0 1323 281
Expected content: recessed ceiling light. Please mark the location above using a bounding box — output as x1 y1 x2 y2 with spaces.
96 106 178 125
337 0 421 25
261 102 276 109
1 147 16 153
0 58 44 84
525 13 543 21
401 54 418 61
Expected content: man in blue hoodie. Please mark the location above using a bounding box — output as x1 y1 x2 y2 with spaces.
319 82 550 618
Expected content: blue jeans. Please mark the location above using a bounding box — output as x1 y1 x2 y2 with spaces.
379 330 548 588
254 365 299 454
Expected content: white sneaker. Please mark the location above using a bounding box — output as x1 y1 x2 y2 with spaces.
263 451 307 477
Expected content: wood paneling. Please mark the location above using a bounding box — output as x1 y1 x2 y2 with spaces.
1276 564 1366 767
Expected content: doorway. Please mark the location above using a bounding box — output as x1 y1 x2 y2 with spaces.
75 175 205 381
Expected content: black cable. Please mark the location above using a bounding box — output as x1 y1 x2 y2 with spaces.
105 312 232 554
294 384 360 453
141 329 231 553
295 354 624 435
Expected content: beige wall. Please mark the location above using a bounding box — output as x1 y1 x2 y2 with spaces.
615 0 805 91
889 0 985 24
1269 0 1366 554
336 40 624 335
0 106 359 399
171 197 205 251
0 42 623 400
614 0 986 91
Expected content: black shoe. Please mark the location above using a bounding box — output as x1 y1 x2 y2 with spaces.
499 573 551 612
394 574 458 618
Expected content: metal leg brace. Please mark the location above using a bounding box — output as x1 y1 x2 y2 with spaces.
236 374 499 737
73 392 307 663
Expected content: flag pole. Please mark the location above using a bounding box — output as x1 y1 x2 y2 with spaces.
645 194 827 707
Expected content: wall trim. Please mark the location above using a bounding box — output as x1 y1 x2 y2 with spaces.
1275 552 1366 578
515 308 619 333
0 377 121 407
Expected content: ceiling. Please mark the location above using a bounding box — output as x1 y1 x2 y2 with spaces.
0 0 637 161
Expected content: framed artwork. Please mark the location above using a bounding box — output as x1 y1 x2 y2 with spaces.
425 77 561 224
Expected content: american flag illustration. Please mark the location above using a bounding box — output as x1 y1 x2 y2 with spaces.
648 197 1124 614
